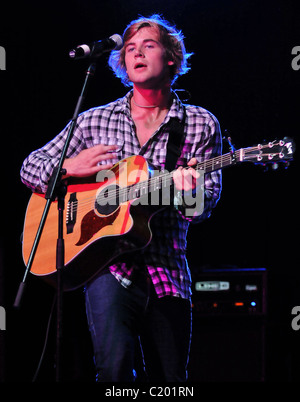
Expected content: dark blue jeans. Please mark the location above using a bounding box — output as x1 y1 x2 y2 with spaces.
85 269 192 382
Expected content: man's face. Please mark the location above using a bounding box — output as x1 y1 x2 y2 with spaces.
124 26 174 89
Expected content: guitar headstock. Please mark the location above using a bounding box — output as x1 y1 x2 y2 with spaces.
242 137 295 167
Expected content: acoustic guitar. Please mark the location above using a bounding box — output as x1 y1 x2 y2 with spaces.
22 137 294 290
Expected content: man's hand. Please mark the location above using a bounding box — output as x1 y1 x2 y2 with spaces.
172 157 200 192
62 145 118 178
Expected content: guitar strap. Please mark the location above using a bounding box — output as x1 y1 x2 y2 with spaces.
164 107 186 171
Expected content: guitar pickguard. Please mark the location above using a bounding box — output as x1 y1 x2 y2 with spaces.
76 207 120 246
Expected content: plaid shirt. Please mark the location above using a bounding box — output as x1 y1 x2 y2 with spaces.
20 90 222 299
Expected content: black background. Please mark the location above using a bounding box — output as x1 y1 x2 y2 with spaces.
0 0 299 382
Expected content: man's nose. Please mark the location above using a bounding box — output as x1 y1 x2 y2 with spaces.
134 47 144 58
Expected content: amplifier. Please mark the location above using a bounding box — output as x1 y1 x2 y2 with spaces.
189 267 267 381
191 267 267 316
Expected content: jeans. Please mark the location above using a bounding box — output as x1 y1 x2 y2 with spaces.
85 269 192 382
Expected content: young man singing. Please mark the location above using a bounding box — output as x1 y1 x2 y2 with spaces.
20 15 222 382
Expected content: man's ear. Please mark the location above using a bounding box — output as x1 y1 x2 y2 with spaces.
168 60 175 66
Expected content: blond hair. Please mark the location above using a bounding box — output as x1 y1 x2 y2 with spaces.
108 14 193 87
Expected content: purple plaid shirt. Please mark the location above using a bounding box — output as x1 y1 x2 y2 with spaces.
20 90 222 299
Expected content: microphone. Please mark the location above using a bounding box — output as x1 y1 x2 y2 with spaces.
69 34 123 59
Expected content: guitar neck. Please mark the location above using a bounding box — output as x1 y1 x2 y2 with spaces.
195 149 242 174
97 137 294 205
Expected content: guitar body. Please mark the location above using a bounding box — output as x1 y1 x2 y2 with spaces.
22 155 164 290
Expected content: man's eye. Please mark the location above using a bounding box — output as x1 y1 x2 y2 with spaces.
127 47 135 53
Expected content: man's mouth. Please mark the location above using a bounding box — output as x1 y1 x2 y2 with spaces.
134 63 147 69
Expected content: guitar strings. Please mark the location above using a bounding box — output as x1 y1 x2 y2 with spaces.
65 143 280 213
67 148 261 212
69 152 232 210
67 150 250 212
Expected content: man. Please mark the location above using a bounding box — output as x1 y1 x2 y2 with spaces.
20 15 222 381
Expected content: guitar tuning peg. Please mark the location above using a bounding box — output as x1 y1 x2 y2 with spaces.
271 163 279 170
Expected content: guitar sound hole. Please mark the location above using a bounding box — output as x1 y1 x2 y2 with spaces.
95 184 120 215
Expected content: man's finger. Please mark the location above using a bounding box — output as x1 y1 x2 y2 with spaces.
187 157 197 167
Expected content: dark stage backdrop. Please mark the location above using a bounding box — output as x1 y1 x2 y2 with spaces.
0 0 299 382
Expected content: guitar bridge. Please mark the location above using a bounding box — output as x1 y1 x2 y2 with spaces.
66 192 78 234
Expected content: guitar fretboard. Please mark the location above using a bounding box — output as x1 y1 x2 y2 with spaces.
194 150 240 173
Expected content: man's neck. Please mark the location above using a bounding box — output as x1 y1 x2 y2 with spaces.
132 85 172 110
130 85 172 147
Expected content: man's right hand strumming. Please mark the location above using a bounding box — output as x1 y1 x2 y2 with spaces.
62 144 118 179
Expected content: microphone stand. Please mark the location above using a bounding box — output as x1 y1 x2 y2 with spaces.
14 61 97 382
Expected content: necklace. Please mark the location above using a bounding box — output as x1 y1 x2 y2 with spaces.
132 98 159 108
